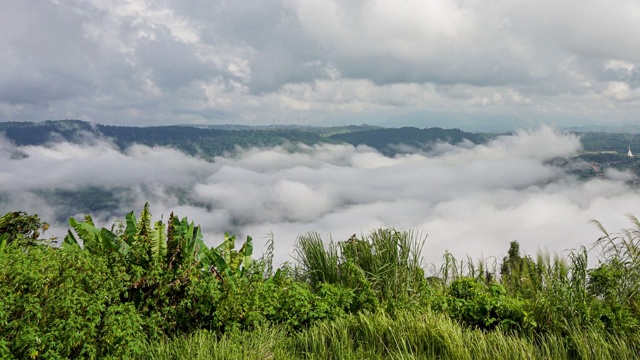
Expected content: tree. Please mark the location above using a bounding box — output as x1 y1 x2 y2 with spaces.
0 211 50 251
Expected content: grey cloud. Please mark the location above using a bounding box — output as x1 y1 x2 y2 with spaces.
171 1 326 93
135 32 211 91
171 0 286 47
0 1 101 105
4 0 640 126
247 42 327 94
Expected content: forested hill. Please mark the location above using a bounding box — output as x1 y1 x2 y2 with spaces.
0 120 488 158
0 120 95 145
330 127 486 155
98 125 324 157
0 120 326 159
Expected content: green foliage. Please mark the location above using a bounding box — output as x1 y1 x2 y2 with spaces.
446 277 533 331
3 206 640 358
500 241 539 295
138 326 292 360
289 310 640 360
165 211 209 270
58 205 257 338
587 216 640 332
0 245 146 359
0 211 50 249
209 233 254 279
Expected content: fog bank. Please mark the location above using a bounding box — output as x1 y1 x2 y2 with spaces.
1 127 638 267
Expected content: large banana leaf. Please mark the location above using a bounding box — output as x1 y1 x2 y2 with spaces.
230 236 253 274
62 230 81 251
191 225 208 263
100 228 129 255
150 220 167 262
136 203 153 241
64 217 126 256
216 233 237 264
210 248 232 278
68 217 99 240
170 216 208 268
68 217 101 254
209 235 253 278
174 217 191 253
124 211 138 245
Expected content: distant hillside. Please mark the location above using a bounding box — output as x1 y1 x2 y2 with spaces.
309 124 384 137
0 120 97 145
578 132 640 154
0 120 327 159
3 121 485 159
330 127 486 155
178 123 384 136
564 124 640 134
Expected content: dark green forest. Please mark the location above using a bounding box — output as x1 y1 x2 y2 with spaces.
0 120 326 160
330 126 486 155
0 120 485 158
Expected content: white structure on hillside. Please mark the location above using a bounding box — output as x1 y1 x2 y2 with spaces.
628 146 634 157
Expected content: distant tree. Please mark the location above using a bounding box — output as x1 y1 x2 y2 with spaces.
500 241 537 293
0 211 50 249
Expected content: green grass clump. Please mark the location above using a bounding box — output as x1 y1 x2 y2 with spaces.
138 326 290 360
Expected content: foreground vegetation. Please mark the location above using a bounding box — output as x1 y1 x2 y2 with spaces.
1 207 639 358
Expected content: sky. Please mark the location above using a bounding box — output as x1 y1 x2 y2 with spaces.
2 128 639 267
2 0 640 130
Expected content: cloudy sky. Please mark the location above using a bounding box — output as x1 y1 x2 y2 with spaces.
2 128 639 267
2 0 640 130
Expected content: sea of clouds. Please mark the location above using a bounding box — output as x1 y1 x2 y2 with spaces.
1 127 639 268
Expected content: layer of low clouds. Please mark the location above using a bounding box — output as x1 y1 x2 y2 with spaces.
2 128 639 267
2 1 640 129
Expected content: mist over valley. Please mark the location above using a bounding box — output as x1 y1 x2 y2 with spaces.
2 121 639 267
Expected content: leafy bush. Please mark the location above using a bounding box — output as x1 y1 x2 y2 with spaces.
0 245 145 358
0 211 50 249
447 277 532 331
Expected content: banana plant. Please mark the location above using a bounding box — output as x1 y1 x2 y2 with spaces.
120 203 167 265
61 205 257 279
207 233 253 278
63 214 128 256
63 204 168 266
167 215 206 265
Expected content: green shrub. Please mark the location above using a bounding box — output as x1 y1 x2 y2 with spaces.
447 277 532 331
0 245 140 358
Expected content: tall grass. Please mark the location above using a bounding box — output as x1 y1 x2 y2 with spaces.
139 310 640 360
294 232 340 285
294 229 426 302
591 215 640 307
137 326 290 360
